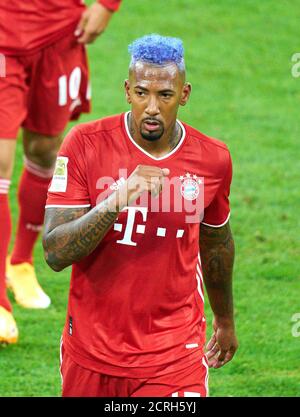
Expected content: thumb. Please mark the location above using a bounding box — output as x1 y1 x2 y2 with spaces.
206 333 216 351
75 10 89 36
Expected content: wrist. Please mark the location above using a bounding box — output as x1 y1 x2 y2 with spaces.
214 315 235 328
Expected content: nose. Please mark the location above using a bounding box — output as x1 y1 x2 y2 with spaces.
145 95 159 117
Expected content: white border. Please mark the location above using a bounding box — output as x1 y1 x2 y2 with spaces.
45 204 91 208
201 212 230 228
124 111 186 161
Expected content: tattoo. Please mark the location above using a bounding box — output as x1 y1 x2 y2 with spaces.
43 198 119 271
168 121 182 151
128 112 136 138
199 222 235 320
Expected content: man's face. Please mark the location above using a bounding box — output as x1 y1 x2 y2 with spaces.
125 62 191 142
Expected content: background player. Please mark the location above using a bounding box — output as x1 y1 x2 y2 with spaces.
0 0 122 344
42 34 238 397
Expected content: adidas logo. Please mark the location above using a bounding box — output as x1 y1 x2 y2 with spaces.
110 177 126 191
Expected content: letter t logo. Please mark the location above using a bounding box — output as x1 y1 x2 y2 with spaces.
116 207 148 246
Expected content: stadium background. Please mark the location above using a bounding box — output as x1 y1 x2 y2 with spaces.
1 0 299 396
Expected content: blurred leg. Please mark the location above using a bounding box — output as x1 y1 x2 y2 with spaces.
11 129 63 266
0 139 18 344
7 129 63 309
0 139 16 312
0 54 28 342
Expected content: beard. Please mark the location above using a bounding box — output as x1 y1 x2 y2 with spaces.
140 124 164 142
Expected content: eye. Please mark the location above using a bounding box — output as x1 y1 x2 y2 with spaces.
161 93 172 99
136 90 146 97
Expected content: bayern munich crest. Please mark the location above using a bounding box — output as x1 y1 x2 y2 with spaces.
179 173 203 201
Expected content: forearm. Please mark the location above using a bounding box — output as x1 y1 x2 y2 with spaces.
43 194 119 272
199 222 235 324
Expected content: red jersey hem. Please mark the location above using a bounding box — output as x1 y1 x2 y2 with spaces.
0 22 78 56
63 335 204 378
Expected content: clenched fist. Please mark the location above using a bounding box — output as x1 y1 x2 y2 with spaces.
117 165 170 210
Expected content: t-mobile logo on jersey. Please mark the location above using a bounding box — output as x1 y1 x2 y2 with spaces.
115 207 147 246
114 206 185 247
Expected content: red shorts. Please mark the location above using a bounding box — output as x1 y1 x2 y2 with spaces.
0 32 90 139
60 342 209 397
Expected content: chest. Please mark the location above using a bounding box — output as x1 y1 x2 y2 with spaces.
83 148 220 251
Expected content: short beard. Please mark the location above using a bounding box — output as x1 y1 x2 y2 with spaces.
140 127 164 142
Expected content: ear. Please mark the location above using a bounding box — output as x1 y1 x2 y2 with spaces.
179 83 192 106
124 79 131 104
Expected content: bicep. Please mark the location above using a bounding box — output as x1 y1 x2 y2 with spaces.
199 221 235 286
43 207 90 236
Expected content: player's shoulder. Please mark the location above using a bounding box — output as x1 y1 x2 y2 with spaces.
183 122 229 153
182 121 232 175
72 114 123 138
60 114 123 154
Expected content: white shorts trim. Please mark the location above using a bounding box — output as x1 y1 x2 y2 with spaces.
185 343 199 349
202 356 210 397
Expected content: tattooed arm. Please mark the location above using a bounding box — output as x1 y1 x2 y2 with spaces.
43 164 170 272
199 221 238 368
43 193 120 272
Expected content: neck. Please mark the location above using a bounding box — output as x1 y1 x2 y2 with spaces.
127 112 182 158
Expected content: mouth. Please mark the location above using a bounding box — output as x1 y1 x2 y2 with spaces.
143 119 161 132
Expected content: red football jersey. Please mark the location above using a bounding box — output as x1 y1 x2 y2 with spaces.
46 113 232 378
0 0 121 56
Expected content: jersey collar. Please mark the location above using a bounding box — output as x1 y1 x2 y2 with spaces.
124 111 186 161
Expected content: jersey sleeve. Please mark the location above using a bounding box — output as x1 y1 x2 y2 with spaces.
98 0 122 12
201 151 232 227
46 127 91 208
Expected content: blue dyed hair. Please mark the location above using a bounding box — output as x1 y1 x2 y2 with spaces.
128 34 185 71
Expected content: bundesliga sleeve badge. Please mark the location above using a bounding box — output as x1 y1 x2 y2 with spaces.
49 156 69 193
